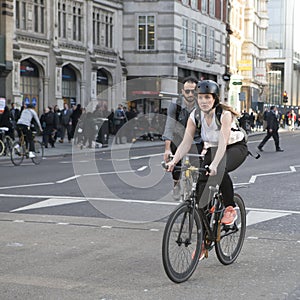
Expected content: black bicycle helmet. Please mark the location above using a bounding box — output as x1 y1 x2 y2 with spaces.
197 80 220 107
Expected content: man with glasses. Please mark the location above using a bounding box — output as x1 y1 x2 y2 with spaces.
163 76 201 200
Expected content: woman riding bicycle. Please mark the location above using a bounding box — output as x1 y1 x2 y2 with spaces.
17 104 43 158
166 80 248 225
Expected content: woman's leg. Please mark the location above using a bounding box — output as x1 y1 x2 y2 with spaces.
197 143 248 208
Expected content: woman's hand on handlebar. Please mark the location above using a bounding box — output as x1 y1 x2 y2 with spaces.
163 150 172 163
208 163 217 176
164 159 176 172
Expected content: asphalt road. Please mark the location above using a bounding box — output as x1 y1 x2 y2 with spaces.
0 130 299 299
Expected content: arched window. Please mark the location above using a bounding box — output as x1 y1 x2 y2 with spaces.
20 59 40 110
62 65 77 106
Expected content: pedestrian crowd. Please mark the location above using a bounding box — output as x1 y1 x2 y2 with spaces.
0 101 168 152
237 107 300 134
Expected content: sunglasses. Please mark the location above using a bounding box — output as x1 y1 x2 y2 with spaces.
183 89 195 94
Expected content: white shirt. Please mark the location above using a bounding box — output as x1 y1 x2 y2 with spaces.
190 109 244 148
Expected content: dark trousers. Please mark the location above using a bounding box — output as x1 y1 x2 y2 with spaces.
196 141 248 208
60 124 72 141
258 129 280 150
18 124 34 152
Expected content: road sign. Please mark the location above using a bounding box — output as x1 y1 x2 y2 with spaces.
233 81 242 85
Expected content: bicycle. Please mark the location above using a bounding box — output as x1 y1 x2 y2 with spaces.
0 127 14 157
161 155 246 283
11 129 44 166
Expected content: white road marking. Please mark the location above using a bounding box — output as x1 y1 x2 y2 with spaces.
137 166 148 171
3 193 298 227
0 182 55 190
246 210 291 227
249 165 297 184
10 198 86 212
56 175 81 183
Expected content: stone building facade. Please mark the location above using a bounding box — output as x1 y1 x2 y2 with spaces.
123 0 229 113
1 0 126 115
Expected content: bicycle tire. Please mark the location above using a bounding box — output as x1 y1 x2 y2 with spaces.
11 141 25 166
31 141 44 165
215 193 246 265
162 203 204 283
0 139 4 156
4 136 13 156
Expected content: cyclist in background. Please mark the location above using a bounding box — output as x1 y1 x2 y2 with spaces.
17 104 43 158
166 80 248 225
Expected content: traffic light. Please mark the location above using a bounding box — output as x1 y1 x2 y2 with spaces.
283 91 288 103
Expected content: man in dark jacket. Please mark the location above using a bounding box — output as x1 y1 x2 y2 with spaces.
162 76 201 200
59 103 72 143
258 106 283 152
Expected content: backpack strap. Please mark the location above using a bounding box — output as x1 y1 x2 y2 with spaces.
194 104 222 130
175 97 182 121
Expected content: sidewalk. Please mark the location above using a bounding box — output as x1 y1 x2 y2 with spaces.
1 127 293 160
42 135 164 158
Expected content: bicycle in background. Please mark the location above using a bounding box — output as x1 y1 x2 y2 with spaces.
161 155 246 283
0 127 13 157
11 129 44 166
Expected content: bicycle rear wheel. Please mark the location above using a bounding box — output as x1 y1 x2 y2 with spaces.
11 142 25 166
31 141 44 165
215 193 246 265
162 203 203 283
0 140 4 156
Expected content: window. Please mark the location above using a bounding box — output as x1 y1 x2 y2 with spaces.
105 16 113 48
191 0 198 9
182 0 189 5
138 15 155 50
72 4 83 41
58 2 67 38
191 22 197 55
181 18 188 52
201 25 207 57
202 0 208 13
201 26 215 62
209 0 215 17
33 0 45 33
209 28 215 61
93 7 114 48
16 1 27 30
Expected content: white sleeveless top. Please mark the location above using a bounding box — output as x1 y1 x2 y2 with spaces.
190 109 245 148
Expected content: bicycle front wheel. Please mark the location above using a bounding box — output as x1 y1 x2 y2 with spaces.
11 142 25 166
215 193 246 265
162 203 204 283
4 136 13 156
31 141 44 165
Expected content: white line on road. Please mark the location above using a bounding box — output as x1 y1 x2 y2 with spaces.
249 165 297 184
56 175 81 183
0 182 55 190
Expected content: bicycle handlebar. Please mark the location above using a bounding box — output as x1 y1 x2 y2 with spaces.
161 161 210 174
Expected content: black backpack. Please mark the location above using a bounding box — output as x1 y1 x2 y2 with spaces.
175 98 191 127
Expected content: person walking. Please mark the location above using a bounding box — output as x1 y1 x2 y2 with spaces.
59 103 72 143
257 105 283 152
40 106 57 148
9 103 20 138
114 104 127 144
162 76 201 200
70 104 82 139
0 106 13 137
